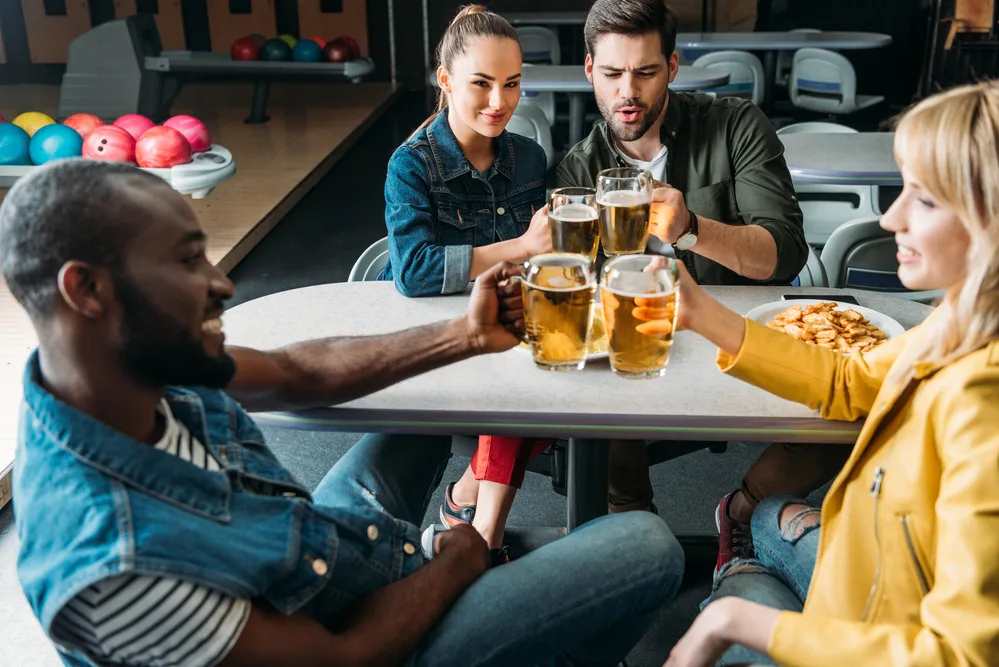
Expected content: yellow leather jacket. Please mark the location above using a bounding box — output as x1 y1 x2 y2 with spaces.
718 312 999 667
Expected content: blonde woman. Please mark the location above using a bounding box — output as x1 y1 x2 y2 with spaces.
664 81 999 666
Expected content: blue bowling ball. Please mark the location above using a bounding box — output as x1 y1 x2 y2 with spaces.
0 122 32 166
292 39 323 63
29 123 84 165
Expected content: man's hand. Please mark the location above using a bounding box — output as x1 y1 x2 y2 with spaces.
650 184 691 244
433 524 490 580
465 261 525 354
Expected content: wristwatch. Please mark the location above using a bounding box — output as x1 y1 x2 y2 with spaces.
674 210 698 251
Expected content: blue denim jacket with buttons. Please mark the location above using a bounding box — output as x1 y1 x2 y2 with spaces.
14 352 423 666
379 110 547 296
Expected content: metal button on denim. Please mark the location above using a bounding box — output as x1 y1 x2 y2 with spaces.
497 207 505 215
367 525 379 541
312 558 329 576
403 543 416 556
282 491 296 498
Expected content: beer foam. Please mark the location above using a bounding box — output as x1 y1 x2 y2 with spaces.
597 189 650 207
551 203 598 221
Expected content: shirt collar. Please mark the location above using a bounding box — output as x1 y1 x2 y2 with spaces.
426 110 515 181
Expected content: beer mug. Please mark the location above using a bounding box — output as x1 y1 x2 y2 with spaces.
595 168 653 257
600 255 680 379
549 188 600 263
520 253 596 371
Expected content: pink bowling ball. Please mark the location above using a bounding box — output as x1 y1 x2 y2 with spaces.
63 113 105 139
162 115 211 153
83 125 136 163
135 126 192 168
113 114 156 141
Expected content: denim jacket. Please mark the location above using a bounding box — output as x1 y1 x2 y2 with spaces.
380 111 547 296
14 352 424 666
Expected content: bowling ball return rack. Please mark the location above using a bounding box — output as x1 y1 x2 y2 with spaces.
0 145 236 199
57 14 375 125
144 52 376 124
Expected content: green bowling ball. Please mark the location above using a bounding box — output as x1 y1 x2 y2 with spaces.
260 38 293 62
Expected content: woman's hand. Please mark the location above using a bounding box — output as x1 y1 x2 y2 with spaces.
664 598 780 667
519 205 552 258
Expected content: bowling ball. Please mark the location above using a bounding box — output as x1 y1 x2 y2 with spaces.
12 111 56 137
0 123 31 166
323 39 352 63
231 37 260 61
113 114 156 141
29 124 84 165
278 34 298 48
83 125 136 162
334 35 361 59
135 126 192 168
292 39 323 63
62 113 104 139
306 35 327 49
162 115 211 153
260 38 293 62
248 33 267 47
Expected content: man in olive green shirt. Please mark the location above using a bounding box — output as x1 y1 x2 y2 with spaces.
559 0 845 575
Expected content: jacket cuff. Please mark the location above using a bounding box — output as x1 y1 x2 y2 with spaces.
443 245 473 294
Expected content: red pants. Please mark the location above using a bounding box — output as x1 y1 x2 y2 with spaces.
472 436 553 488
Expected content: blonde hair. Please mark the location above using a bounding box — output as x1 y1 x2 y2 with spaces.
413 5 520 135
889 81 999 382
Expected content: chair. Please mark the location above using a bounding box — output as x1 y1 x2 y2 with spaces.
692 51 766 107
507 100 556 170
777 123 880 247
521 63 555 126
348 237 389 282
776 28 822 88
517 26 560 65
795 245 828 287
790 48 884 116
819 217 943 303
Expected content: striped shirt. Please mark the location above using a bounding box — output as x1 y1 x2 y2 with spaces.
50 401 250 666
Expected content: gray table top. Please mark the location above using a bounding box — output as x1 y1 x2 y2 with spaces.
429 65 728 93
676 31 892 51
782 133 902 186
503 11 588 25
223 283 931 443
145 53 375 79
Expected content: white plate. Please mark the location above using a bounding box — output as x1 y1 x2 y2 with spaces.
745 300 906 340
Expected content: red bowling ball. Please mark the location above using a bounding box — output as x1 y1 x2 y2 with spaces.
335 35 360 59
113 114 156 141
324 39 352 63
162 115 211 153
231 37 260 61
63 113 104 139
83 125 136 163
135 126 192 168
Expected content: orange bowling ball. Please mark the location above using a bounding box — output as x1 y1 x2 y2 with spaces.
306 35 327 49
63 113 104 139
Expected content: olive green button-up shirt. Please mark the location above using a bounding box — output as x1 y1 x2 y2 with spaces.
556 91 807 286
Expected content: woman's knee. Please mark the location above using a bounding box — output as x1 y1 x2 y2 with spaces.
751 495 820 544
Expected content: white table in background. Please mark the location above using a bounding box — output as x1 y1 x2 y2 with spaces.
223 283 931 529
676 31 893 113
503 11 588 26
782 132 901 186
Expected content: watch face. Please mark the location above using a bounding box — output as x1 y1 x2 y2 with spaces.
676 233 697 251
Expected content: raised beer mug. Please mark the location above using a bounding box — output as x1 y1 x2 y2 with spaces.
595 168 653 257
549 187 600 263
600 255 680 379
520 253 596 372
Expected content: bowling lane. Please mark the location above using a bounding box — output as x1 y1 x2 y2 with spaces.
0 81 402 502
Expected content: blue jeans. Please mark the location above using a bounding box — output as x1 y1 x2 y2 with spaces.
313 433 686 667
704 496 821 667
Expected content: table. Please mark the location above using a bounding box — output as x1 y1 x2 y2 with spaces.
676 31 893 112
223 283 931 529
429 65 729 145
782 132 901 186
502 11 587 26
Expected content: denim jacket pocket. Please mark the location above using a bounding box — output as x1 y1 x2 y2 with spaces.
437 203 476 246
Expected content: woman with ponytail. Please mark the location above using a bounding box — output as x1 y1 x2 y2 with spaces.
381 6 553 566
664 81 999 667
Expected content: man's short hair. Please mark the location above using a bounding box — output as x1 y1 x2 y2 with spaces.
0 159 164 319
584 0 679 60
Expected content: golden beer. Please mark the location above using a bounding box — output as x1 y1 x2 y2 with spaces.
550 203 600 262
521 254 596 371
600 255 680 378
597 189 651 256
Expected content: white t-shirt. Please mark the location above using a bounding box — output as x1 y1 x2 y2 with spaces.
612 142 669 185
50 401 250 667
